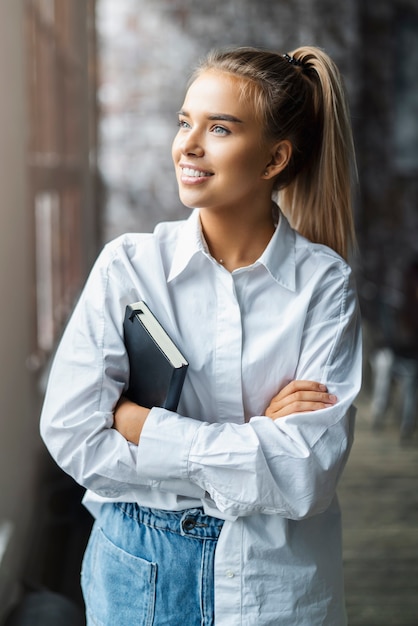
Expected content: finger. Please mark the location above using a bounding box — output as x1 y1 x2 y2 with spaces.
266 399 336 419
275 380 328 400
278 400 334 416
269 391 337 412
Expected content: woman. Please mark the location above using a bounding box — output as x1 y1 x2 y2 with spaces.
41 46 362 625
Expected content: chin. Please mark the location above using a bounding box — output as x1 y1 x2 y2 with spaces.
178 195 195 209
178 191 204 209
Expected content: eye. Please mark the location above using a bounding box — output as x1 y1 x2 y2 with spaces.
177 119 191 129
212 125 230 136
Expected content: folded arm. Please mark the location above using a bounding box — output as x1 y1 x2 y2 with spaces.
40 242 361 519
113 379 338 445
132 268 362 519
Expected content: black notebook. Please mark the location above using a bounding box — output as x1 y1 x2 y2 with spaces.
123 301 188 411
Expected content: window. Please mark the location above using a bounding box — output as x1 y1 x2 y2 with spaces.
25 0 98 369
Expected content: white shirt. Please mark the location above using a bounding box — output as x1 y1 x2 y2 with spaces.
40 208 362 625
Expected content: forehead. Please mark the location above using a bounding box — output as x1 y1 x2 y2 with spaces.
183 70 258 121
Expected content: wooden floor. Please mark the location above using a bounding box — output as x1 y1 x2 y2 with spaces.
338 391 418 625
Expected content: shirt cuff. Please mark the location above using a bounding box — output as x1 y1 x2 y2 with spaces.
137 406 201 483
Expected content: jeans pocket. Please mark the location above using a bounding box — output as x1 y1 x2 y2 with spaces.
81 525 156 626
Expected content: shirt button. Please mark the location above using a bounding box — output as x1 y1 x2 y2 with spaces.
225 569 235 578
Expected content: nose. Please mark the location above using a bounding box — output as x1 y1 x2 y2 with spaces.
179 128 204 157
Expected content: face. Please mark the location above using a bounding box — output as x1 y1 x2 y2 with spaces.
172 70 280 215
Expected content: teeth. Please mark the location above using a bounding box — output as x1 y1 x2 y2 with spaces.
182 167 211 177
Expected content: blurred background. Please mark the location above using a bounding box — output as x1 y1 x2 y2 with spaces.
0 0 417 624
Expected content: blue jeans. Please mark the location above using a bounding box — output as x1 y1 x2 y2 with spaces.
81 503 224 626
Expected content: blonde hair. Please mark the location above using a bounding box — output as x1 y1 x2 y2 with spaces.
193 46 357 260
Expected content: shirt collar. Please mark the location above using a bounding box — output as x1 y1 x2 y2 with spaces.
167 209 205 282
168 207 296 292
256 211 296 291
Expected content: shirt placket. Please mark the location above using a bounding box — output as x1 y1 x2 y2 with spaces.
214 270 244 424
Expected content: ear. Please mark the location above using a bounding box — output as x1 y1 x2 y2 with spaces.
264 140 292 179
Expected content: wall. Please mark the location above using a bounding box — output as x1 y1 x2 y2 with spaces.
355 0 418 336
96 0 360 242
0 0 41 615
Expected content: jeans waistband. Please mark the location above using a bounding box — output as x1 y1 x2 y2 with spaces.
116 503 224 540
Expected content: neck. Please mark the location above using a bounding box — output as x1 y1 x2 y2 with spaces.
199 202 276 272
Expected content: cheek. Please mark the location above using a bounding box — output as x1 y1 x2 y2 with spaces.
231 154 264 179
224 140 267 175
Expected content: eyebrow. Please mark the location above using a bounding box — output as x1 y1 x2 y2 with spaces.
178 110 244 124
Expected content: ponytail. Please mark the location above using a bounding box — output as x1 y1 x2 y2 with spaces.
279 46 357 260
194 45 357 260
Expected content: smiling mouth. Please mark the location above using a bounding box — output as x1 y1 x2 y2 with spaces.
181 167 213 178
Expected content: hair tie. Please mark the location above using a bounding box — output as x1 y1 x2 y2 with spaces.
283 53 303 68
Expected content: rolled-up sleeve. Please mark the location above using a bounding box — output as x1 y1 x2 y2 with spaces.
40 239 168 498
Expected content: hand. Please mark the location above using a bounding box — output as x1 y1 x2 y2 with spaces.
113 396 151 445
265 380 337 420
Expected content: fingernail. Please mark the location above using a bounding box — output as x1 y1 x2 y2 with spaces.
319 384 327 391
329 395 337 403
